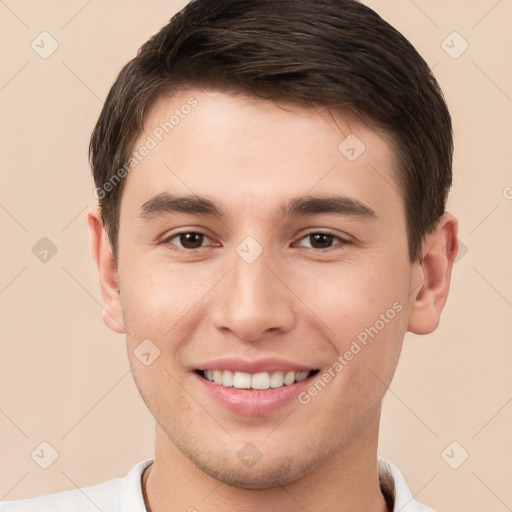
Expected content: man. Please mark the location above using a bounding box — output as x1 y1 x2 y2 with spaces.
1 0 458 510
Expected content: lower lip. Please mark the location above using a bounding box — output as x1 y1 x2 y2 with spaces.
194 372 317 416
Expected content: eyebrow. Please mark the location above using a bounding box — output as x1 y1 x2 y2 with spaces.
139 192 376 221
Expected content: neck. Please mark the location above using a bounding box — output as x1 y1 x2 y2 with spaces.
144 411 388 512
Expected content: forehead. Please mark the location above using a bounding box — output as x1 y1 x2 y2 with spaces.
120 88 402 222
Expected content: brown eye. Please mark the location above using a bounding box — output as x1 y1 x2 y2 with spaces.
309 233 335 249
167 232 210 250
295 232 349 250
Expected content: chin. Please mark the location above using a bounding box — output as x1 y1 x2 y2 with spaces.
196 456 305 489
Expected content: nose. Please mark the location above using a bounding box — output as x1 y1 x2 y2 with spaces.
210 248 295 342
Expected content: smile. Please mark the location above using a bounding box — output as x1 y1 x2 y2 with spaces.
197 369 319 390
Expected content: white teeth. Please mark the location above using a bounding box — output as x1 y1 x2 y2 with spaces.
295 371 309 382
233 371 251 389
269 371 284 388
213 370 223 385
222 370 234 387
251 372 270 390
202 369 313 389
283 371 295 386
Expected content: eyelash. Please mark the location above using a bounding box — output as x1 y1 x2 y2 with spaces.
162 231 351 252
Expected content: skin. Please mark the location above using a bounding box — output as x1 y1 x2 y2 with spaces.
87 88 457 512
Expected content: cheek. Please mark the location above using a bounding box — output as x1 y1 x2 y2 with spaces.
119 256 206 338
299 256 409 338
295 257 409 398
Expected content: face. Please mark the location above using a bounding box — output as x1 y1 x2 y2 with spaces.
95 89 428 488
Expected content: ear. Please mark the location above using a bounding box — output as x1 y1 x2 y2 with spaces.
86 205 125 334
407 213 458 335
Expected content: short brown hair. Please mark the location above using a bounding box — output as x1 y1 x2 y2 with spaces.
89 0 452 263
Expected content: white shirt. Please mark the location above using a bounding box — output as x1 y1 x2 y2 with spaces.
0 457 434 511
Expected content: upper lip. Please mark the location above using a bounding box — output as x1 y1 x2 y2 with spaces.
196 357 317 374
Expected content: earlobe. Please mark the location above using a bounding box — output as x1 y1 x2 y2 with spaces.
407 213 458 335
86 206 125 334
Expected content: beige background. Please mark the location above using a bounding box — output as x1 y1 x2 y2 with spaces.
0 1 511 510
